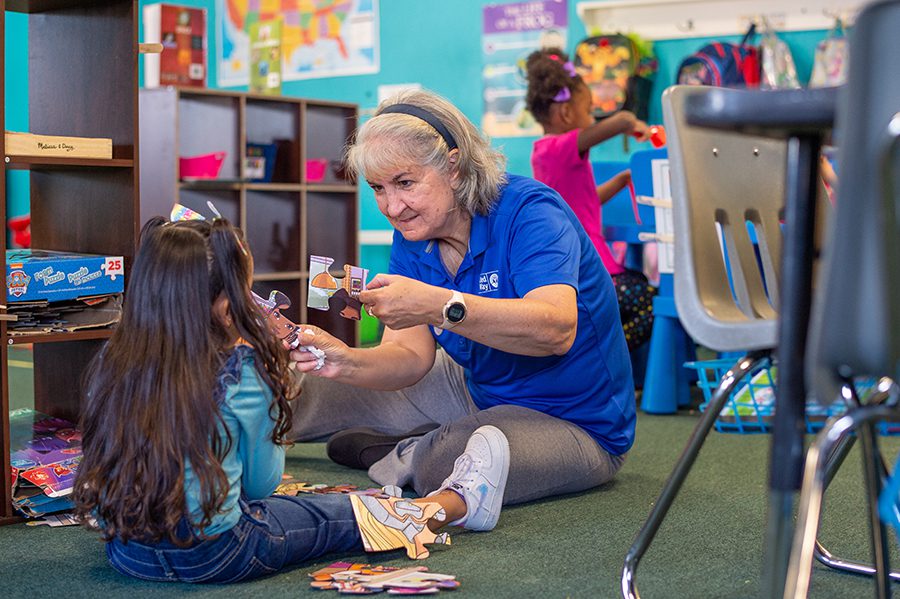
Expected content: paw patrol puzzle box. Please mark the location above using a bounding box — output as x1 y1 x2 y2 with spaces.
6 250 124 303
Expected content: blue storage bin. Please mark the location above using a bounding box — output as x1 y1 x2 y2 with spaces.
686 358 891 435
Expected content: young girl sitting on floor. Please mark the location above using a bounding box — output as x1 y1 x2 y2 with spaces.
73 217 509 583
526 47 657 352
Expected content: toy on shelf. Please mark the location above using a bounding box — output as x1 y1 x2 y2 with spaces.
252 289 325 370
308 255 369 320
7 214 31 248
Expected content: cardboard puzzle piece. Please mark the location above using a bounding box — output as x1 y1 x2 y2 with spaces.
251 289 325 369
349 494 450 560
308 255 369 320
308 562 460 593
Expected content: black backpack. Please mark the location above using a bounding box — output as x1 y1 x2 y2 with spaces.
676 25 761 88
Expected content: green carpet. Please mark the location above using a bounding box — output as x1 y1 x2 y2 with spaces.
3 406 900 598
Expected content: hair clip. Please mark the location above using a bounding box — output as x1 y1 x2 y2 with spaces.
562 61 578 78
552 86 572 103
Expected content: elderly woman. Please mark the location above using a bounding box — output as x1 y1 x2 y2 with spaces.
291 89 635 531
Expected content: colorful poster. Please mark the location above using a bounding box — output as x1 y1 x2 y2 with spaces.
250 18 283 94
217 0 379 86
482 0 567 138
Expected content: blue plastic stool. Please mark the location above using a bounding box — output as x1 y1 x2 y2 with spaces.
639 276 697 414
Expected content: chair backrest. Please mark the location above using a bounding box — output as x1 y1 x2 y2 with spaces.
662 85 785 352
811 0 900 392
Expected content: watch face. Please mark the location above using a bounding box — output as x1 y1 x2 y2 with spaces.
447 302 466 323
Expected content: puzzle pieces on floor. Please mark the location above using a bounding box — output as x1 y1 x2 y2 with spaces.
274 480 396 497
349 495 451 560
275 481 357 495
308 562 459 594
308 255 369 320
251 289 326 370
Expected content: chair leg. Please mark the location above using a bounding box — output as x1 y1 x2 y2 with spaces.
858 416 891 597
783 403 900 599
814 448 900 581
621 351 769 599
812 386 900 584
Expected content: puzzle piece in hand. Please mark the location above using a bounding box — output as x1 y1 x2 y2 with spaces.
308 255 369 320
349 494 451 560
251 290 326 370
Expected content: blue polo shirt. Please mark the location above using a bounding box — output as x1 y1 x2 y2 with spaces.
389 174 635 455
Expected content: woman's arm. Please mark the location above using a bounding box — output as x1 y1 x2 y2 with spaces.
577 111 650 154
360 276 578 357
290 323 437 391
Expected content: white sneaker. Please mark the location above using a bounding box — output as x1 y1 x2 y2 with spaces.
433 425 510 532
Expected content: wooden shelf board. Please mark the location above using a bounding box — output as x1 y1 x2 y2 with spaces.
253 271 304 282
6 328 115 345
0 514 24 526
4 155 133 169
245 182 303 192
306 183 357 193
179 180 243 190
4 0 84 13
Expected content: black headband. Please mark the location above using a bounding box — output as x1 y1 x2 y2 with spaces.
379 103 458 151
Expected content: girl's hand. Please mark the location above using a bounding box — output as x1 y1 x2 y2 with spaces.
288 325 349 378
359 274 445 331
631 119 652 143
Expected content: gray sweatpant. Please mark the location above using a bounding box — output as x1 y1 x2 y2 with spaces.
291 349 625 505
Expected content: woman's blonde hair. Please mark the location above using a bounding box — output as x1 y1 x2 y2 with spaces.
345 89 507 216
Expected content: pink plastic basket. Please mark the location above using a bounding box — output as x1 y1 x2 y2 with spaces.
179 152 226 179
306 158 328 182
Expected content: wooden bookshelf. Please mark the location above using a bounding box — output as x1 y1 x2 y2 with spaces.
0 0 141 520
139 87 360 346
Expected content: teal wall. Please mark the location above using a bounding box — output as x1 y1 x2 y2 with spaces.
130 1 828 235
5 12 29 220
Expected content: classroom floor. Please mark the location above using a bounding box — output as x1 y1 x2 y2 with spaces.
3 383 900 598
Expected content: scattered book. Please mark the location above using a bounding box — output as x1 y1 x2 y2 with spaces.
143 3 207 88
10 410 83 518
5 131 112 160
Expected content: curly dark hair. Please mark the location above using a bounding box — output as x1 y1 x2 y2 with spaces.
525 47 584 125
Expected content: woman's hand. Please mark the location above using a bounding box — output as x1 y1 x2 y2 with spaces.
288 325 350 378
358 274 446 331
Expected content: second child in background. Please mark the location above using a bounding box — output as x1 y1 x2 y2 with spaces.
526 47 656 352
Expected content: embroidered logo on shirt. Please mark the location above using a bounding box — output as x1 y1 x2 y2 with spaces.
478 271 500 294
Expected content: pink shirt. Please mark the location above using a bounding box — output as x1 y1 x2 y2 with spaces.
531 129 624 276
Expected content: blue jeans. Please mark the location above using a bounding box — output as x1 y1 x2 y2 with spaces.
106 494 362 583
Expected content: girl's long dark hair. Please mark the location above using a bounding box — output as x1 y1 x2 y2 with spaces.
74 217 297 545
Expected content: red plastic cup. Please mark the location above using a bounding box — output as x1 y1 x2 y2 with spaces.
649 125 667 148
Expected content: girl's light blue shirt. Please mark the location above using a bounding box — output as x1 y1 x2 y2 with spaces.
184 345 285 536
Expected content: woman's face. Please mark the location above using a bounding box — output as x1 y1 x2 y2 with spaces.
367 162 459 242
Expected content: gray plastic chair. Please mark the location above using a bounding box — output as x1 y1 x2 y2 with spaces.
622 84 842 598
622 85 786 598
784 1 900 597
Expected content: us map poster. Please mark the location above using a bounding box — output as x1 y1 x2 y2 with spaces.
217 0 379 86
482 0 567 137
